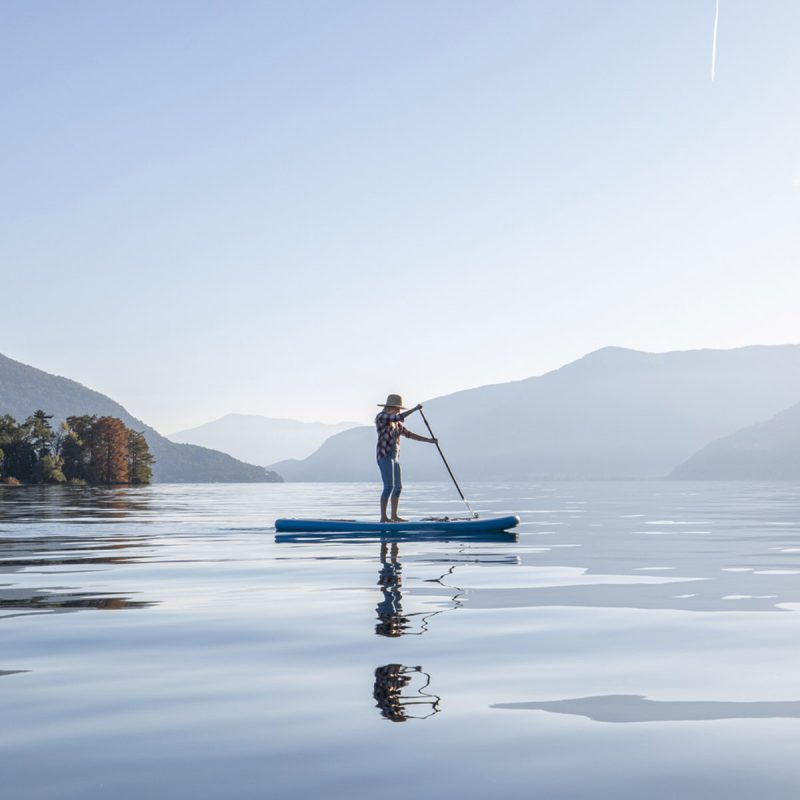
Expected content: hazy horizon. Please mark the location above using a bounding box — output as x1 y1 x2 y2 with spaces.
7 342 800 434
3 2 799 432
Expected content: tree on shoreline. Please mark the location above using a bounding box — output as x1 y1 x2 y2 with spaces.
0 414 35 481
128 429 154 484
91 416 130 485
30 410 65 483
0 411 154 486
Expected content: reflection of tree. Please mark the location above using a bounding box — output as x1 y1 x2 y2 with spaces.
0 484 154 523
0 587 153 620
0 528 157 621
373 664 441 722
0 489 159 621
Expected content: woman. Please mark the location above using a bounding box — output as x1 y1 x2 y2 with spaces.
375 394 437 522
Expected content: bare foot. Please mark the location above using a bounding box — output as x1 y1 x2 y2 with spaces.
380 517 391 523
391 516 407 522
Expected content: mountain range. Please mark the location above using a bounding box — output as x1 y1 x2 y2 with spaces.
0 352 281 483
270 345 800 481
169 414 359 466
6 345 800 484
671 400 800 479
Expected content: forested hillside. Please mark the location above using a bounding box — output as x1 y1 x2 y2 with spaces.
0 352 282 483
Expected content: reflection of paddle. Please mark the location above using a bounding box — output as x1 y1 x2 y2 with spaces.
418 408 477 519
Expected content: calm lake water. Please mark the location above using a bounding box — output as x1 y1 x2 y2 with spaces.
3 481 800 799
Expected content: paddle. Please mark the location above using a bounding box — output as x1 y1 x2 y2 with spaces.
416 407 477 519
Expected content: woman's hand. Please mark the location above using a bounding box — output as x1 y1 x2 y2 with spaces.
402 403 423 420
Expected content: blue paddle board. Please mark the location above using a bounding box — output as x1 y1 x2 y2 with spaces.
274 514 520 534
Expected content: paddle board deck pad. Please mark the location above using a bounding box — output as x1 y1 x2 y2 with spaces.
273 515 520 534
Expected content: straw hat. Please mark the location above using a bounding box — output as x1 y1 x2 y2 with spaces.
378 394 406 409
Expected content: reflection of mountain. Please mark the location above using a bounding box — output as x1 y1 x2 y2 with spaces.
493 694 800 723
271 345 800 481
671 400 800 478
0 587 153 619
416 577 789 615
0 351 281 482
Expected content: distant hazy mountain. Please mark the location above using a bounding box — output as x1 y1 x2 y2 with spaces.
271 345 800 481
169 414 360 465
0 352 281 483
671 400 800 479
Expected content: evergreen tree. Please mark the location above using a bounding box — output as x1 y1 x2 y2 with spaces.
0 415 13 478
27 410 64 483
0 414 35 482
127 430 154 485
62 415 97 482
28 410 54 458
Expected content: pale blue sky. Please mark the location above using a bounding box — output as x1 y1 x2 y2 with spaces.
2 1 798 431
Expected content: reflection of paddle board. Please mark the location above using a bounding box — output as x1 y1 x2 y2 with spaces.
276 530 518 544
274 515 520 534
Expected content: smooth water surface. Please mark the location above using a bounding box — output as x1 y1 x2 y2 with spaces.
3 481 800 799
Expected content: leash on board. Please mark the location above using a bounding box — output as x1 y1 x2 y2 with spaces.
417 408 477 519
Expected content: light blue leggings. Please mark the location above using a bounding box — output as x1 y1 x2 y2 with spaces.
377 456 402 500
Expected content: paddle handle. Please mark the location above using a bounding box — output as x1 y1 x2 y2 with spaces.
418 409 477 518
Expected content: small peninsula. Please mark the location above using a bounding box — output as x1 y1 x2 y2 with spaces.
0 411 154 486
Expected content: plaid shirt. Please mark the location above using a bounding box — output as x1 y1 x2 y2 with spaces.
375 412 411 460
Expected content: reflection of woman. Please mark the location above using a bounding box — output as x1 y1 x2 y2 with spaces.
374 541 468 637
373 664 414 722
375 541 408 637
373 664 441 722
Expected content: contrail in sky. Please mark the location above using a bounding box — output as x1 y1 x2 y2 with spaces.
711 0 720 80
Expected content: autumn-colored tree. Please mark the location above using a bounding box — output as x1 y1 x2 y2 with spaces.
127 430 154 484
90 416 130 485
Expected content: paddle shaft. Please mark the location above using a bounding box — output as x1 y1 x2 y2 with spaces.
417 408 477 518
